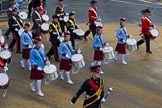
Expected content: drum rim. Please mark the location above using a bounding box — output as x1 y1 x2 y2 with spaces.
43 64 57 73
0 50 11 59
102 46 113 52
0 73 9 86
19 12 27 19
41 23 49 31
42 14 49 21
71 54 83 61
151 29 159 37
126 38 137 45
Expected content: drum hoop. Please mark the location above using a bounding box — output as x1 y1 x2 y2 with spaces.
0 50 11 59
0 73 9 86
151 29 159 37
43 64 57 74
42 15 49 21
126 38 137 45
41 23 49 31
102 47 113 53
71 54 83 62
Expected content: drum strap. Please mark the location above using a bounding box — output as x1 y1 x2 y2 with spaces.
12 16 21 28
35 10 42 21
36 49 44 62
52 23 60 37
145 17 151 24
98 36 103 47
66 43 72 54
90 7 98 18
122 28 127 36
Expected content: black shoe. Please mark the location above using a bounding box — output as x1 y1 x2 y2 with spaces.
16 51 22 53
47 55 52 59
146 51 152 54
9 48 14 51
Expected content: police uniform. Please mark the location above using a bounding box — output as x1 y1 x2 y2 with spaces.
31 2 42 38
46 15 61 61
84 0 98 40
71 65 104 108
58 32 76 84
55 0 65 33
137 9 152 53
8 9 23 53
66 12 78 48
20 22 33 70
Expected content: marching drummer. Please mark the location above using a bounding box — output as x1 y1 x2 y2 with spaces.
58 31 81 85
29 37 50 97
8 9 23 53
92 26 108 74
114 18 128 65
46 14 61 61
70 65 106 108
55 0 65 33
20 22 33 70
31 1 42 38
137 9 153 54
66 11 78 49
84 0 98 41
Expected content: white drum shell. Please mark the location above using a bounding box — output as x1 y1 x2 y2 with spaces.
126 38 137 51
71 54 85 69
74 29 85 37
0 50 11 60
63 16 69 22
0 36 5 44
102 46 114 59
150 29 159 37
18 28 24 36
44 64 58 80
95 21 103 27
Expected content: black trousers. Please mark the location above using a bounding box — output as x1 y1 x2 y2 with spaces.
137 34 151 52
84 23 96 38
9 32 21 51
28 1 33 18
47 41 59 61
59 20 65 33
4 28 11 36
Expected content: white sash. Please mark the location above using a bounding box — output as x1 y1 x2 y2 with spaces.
52 23 60 37
35 10 42 21
145 17 152 24
90 7 98 18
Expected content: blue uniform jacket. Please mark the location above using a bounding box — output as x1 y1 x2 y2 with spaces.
30 47 46 69
59 41 75 60
21 31 33 49
116 27 127 44
93 34 105 51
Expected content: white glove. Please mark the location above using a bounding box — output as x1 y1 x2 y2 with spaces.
37 67 42 71
101 98 106 103
99 48 103 51
28 45 32 48
46 61 50 65
60 18 63 20
70 101 74 105
3 65 8 71
65 54 70 58
77 48 81 54
122 40 126 43
105 43 109 46
15 28 18 31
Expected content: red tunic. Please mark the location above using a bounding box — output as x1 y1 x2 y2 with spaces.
141 16 152 35
88 6 98 24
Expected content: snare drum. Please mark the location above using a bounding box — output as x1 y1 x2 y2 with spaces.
18 12 28 19
43 64 58 81
42 14 49 22
71 54 85 69
126 38 137 51
150 28 159 40
0 73 10 89
95 21 103 27
0 36 5 45
41 23 49 34
18 28 24 36
63 15 69 22
102 46 114 59
0 50 12 64
73 29 85 40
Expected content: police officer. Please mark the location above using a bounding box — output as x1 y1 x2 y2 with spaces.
46 14 61 61
71 65 106 108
